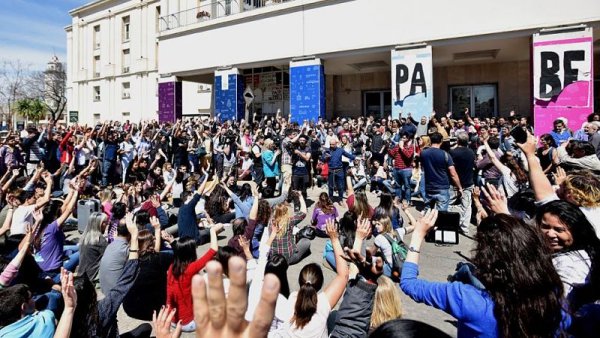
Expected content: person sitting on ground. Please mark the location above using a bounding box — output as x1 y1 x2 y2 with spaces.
270 191 310 265
311 192 339 238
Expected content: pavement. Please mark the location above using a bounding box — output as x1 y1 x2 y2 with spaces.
109 185 475 337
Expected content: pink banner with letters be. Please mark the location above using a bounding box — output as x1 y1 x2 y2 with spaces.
532 28 594 136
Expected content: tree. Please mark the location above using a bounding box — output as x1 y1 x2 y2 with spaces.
15 98 46 123
0 60 31 127
27 59 67 123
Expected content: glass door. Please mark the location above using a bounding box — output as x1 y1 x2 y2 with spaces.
449 84 497 118
363 91 391 119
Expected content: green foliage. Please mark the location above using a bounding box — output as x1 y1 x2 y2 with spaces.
14 98 46 122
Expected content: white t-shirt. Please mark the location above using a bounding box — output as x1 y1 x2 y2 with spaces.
285 292 330 338
374 228 408 265
498 166 520 198
553 250 591 297
10 204 36 235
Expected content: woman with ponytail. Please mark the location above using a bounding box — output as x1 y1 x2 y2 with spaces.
286 218 349 337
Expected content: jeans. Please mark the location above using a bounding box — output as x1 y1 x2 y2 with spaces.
352 177 368 191
102 160 116 186
449 186 473 232
292 174 309 200
426 188 450 211
328 168 345 201
252 166 264 187
324 249 337 271
288 238 311 265
393 168 413 203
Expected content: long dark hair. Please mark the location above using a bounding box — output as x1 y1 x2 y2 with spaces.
256 199 271 225
291 263 324 329
316 192 335 214
338 211 357 249
472 214 564 338
265 254 290 298
536 200 600 308
238 183 252 201
72 274 101 337
171 237 198 279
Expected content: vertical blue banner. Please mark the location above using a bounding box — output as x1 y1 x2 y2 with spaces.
214 72 244 122
290 61 325 124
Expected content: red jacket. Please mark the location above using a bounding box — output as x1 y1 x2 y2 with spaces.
167 248 216 325
59 131 74 164
388 143 414 169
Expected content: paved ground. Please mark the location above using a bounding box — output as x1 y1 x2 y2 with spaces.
112 185 475 337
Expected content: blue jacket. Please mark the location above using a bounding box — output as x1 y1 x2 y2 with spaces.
322 147 355 169
401 262 571 338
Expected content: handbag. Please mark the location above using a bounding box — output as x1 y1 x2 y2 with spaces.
296 226 316 242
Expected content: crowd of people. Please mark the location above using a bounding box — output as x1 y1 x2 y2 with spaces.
0 109 599 337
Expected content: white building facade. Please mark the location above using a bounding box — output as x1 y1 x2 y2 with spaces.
66 0 211 126
68 0 600 126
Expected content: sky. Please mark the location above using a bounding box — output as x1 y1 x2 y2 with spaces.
0 0 90 71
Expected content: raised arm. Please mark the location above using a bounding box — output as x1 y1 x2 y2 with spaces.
517 134 554 201
483 141 507 172
2 169 19 193
56 188 78 228
35 172 53 210
323 218 350 308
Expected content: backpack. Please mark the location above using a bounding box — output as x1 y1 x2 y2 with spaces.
382 233 408 281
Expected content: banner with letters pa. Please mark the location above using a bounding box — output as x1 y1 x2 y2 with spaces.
391 46 433 120
533 28 594 136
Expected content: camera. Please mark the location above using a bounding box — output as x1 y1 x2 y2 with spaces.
222 130 237 145
285 141 297 154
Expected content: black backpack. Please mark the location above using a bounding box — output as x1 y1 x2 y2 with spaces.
382 233 408 281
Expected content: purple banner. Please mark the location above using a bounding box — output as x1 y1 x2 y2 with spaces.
158 82 182 123
158 82 175 123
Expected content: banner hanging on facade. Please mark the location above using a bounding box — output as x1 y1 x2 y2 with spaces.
290 58 325 124
158 81 182 124
391 45 433 120
532 28 594 136
214 68 244 122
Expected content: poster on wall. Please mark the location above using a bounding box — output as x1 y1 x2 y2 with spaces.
391 45 433 120
214 68 245 122
290 59 325 124
533 27 594 136
158 82 182 124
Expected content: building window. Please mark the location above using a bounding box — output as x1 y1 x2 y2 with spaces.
93 86 101 101
93 25 100 49
449 84 498 118
122 49 130 73
93 55 100 77
93 113 101 122
363 90 391 119
122 16 130 41
123 112 130 118
122 82 131 99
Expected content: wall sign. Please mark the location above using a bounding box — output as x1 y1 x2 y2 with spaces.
214 68 244 122
391 45 433 120
533 28 594 136
158 82 182 124
290 59 325 124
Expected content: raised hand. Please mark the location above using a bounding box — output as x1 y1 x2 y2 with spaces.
153 306 182 338
191 258 279 338
355 216 371 241
343 247 384 282
553 166 567 186
414 209 438 238
516 132 537 157
161 230 175 244
150 216 161 230
325 218 338 240
60 268 77 310
481 183 509 215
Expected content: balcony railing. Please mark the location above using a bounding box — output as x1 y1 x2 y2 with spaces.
159 0 294 32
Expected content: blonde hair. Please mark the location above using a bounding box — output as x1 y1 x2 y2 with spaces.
263 138 274 150
98 189 112 203
272 203 291 237
561 171 600 207
420 136 431 149
377 216 393 235
370 275 403 329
